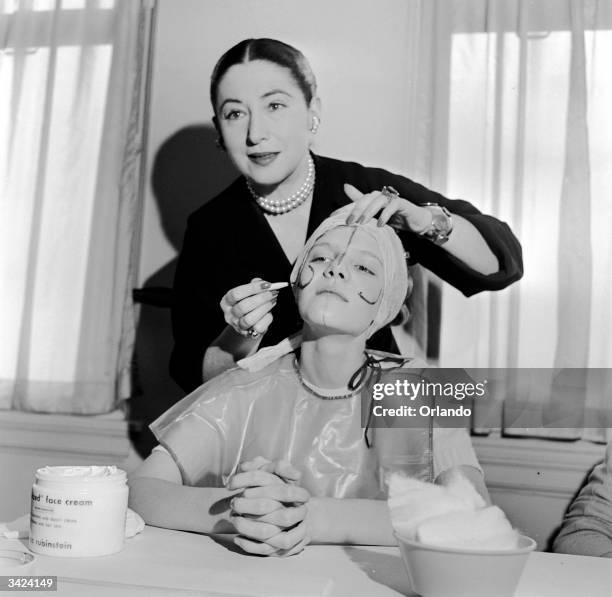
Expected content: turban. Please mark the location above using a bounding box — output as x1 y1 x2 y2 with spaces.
291 204 409 338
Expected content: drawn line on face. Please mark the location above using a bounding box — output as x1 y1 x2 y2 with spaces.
358 288 382 305
335 227 358 268
297 264 315 289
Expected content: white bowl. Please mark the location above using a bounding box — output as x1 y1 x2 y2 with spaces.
395 532 536 597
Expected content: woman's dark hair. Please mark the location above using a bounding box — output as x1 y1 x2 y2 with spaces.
210 38 317 112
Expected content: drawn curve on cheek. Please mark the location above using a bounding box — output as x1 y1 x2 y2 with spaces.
297 265 315 289
358 288 382 305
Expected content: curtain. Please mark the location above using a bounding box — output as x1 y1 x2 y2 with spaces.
0 0 152 413
403 0 612 442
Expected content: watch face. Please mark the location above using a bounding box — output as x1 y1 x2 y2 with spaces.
431 212 451 234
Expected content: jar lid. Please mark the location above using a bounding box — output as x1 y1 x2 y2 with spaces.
35 465 127 485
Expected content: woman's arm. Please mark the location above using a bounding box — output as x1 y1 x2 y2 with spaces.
202 278 281 380
436 214 498 274
203 325 261 382
344 184 499 275
128 451 235 534
334 156 523 295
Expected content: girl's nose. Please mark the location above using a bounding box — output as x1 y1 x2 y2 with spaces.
323 257 347 280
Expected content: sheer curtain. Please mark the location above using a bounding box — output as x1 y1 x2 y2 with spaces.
0 0 152 413
403 0 612 442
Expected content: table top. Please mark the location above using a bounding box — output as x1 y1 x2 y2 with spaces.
2 526 611 596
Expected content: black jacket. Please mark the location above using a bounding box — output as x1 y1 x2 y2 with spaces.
170 154 523 392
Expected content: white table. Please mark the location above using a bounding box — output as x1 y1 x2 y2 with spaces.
2 526 611 596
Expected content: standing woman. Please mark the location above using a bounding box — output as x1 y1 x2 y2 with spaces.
170 38 523 392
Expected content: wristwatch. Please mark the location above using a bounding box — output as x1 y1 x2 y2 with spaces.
418 203 453 245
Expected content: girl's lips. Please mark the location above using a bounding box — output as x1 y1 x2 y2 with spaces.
248 152 279 166
316 289 348 302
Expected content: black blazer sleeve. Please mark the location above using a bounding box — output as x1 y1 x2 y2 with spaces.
330 158 523 296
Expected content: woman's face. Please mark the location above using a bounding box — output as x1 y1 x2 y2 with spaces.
297 226 384 337
214 60 317 190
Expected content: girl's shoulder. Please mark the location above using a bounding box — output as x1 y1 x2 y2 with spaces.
151 354 296 435
203 352 294 393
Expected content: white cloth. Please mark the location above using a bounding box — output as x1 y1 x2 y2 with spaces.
388 470 518 550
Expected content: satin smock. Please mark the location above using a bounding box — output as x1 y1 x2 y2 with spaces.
151 354 481 499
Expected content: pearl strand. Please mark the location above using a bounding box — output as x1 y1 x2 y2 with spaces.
246 157 315 215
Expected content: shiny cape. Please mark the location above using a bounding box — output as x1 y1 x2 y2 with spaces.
151 354 480 499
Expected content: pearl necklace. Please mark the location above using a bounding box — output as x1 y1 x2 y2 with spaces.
246 156 315 215
292 357 363 400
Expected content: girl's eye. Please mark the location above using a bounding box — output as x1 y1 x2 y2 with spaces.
311 256 331 263
268 102 285 111
356 264 375 276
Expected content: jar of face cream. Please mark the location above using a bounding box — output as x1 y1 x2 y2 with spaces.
30 466 128 557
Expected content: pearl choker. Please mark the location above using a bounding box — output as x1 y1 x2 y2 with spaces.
292 357 363 401
246 156 315 215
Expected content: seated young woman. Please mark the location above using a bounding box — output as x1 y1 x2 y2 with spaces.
129 204 489 556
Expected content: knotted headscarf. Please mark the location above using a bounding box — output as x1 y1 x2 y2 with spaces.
239 204 410 372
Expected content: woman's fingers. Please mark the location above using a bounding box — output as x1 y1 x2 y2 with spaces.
353 191 395 224
229 290 278 318
343 184 391 225
377 197 409 228
232 297 277 332
220 278 280 335
343 183 364 202
344 182 432 231
223 278 269 306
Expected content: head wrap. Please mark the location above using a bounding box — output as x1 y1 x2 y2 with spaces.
239 204 410 372
291 204 408 338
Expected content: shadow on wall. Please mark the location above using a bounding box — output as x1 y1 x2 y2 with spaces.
130 124 237 458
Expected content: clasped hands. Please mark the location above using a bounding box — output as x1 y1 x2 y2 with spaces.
226 456 312 557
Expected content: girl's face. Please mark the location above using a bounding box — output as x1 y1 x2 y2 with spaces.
214 60 318 191
297 226 384 337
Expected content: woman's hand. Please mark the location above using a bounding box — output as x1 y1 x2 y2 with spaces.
226 458 311 556
220 278 279 339
344 183 432 233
